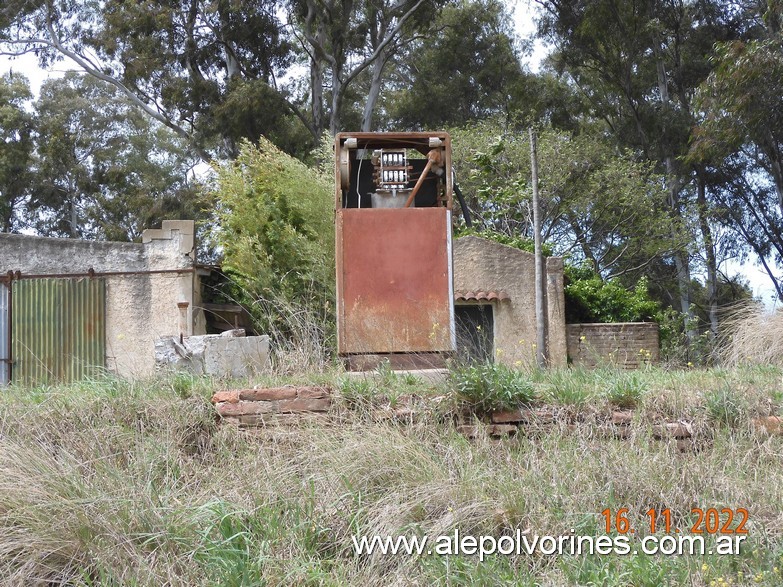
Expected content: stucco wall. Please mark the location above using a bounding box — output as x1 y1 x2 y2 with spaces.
566 322 660 369
0 220 203 378
453 236 567 367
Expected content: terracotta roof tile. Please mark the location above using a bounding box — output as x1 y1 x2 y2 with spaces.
455 290 510 302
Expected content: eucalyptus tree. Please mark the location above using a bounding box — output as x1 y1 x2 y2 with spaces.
0 71 33 232
537 0 744 340
288 0 445 135
690 2 783 297
384 0 530 130
0 0 298 160
450 119 679 285
32 73 205 241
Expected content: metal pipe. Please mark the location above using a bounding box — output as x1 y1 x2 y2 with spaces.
5 267 196 280
405 149 443 208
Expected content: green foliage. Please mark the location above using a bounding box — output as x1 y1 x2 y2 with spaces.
564 264 660 323
449 362 536 412
31 73 207 240
0 71 34 232
450 120 677 283
387 0 529 129
704 385 747 427
211 137 334 346
339 362 425 410
543 368 595 406
455 227 554 256
607 373 646 409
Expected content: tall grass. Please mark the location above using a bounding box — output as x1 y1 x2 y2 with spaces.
1 369 783 585
718 303 783 367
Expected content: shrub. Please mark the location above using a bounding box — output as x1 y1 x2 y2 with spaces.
449 362 535 412
564 264 660 324
210 137 335 367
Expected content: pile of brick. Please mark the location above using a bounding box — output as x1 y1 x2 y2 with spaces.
211 386 332 427
459 407 701 452
210 388 783 446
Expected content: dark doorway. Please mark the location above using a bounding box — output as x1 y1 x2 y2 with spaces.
455 304 494 362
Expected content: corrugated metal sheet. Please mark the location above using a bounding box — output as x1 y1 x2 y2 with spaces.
0 282 8 385
12 278 106 384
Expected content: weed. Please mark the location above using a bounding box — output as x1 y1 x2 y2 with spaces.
606 372 646 409
705 385 747 427
0 370 782 584
543 369 595 407
339 377 376 409
449 362 535 412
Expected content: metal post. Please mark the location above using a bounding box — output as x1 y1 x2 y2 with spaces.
529 127 548 368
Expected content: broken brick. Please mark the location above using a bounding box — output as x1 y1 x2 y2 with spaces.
490 409 525 424
296 386 331 399
276 397 332 413
239 387 297 401
216 400 276 417
211 390 240 404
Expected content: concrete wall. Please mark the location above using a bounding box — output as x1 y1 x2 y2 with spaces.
453 235 567 367
566 322 660 369
0 220 204 378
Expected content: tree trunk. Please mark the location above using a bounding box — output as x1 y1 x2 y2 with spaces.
696 174 718 341
310 57 325 137
330 68 343 135
361 50 388 132
652 34 697 345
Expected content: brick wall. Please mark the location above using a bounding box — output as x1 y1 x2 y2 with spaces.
566 322 659 369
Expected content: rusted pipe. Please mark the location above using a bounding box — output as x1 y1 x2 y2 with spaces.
4 267 196 280
404 149 442 208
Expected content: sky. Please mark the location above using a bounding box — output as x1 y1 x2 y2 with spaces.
0 1 779 308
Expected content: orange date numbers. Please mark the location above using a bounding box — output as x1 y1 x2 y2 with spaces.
601 507 748 535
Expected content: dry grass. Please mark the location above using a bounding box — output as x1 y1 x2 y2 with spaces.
0 368 782 585
718 303 783 368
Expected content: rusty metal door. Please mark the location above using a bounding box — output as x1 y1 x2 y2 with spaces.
0 281 8 385
337 207 455 354
12 278 106 384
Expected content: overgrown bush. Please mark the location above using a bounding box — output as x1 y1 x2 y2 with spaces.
449 362 536 412
210 138 335 367
564 263 660 323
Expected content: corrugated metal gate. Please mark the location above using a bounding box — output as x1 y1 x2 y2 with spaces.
0 281 8 385
11 278 106 384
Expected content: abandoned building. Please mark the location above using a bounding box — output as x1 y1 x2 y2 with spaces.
0 220 267 385
453 235 568 367
0 221 203 383
0 217 657 386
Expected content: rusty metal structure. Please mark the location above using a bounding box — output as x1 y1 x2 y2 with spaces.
335 132 456 370
0 279 8 385
11 277 106 384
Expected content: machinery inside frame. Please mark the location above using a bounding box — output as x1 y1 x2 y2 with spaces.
334 132 457 371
